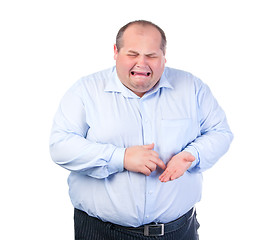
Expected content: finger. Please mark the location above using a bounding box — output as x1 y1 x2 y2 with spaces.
183 152 195 162
170 170 182 181
160 174 171 182
144 148 166 170
186 155 195 162
148 153 166 170
142 143 154 150
159 169 172 182
159 172 166 182
145 161 157 172
151 150 159 158
141 167 152 176
159 167 170 178
154 158 166 170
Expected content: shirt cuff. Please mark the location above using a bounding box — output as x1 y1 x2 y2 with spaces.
107 147 126 175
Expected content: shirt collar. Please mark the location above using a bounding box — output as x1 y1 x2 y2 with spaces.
150 67 174 93
104 67 173 98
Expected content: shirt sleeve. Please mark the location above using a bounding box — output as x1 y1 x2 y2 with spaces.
185 79 233 172
49 82 125 179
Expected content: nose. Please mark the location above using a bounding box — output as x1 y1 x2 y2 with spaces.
136 55 147 67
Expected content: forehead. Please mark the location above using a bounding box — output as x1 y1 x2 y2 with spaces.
121 24 162 51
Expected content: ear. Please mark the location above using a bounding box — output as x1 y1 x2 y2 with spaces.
113 44 118 60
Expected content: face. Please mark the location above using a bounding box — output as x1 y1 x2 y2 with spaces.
114 24 166 97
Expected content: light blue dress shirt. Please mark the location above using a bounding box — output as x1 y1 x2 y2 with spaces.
50 66 233 227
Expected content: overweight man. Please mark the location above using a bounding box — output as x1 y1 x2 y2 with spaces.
50 20 233 240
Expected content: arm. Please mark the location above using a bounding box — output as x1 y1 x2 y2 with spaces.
186 80 234 172
159 80 233 182
49 84 125 179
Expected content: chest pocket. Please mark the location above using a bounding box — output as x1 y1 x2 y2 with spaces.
159 118 192 162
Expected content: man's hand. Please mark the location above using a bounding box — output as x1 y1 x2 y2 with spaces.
159 151 195 182
124 143 166 176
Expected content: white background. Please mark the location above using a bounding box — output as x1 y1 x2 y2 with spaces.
1 0 272 239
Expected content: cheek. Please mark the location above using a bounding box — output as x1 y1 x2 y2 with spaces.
118 59 135 72
151 62 165 75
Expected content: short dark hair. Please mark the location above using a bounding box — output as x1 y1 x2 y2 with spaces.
115 20 167 55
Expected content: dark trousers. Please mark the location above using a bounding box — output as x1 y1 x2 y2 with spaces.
74 208 200 240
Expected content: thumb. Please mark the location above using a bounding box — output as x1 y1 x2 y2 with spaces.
186 153 195 162
143 143 154 150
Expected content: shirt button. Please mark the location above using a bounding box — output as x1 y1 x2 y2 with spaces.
148 191 153 195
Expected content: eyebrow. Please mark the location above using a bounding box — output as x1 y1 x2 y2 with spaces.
127 50 158 56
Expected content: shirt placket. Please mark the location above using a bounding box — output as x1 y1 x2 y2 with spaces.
139 97 158 224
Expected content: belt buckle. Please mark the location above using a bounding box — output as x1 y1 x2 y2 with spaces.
144 223 164 236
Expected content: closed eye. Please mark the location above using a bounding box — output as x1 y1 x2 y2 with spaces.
127 54 138 57
146 54 158 58
127 51 139 57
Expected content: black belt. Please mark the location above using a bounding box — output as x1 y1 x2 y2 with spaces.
115 207 195 237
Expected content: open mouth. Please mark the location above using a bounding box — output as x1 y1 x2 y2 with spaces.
131 71 151 77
